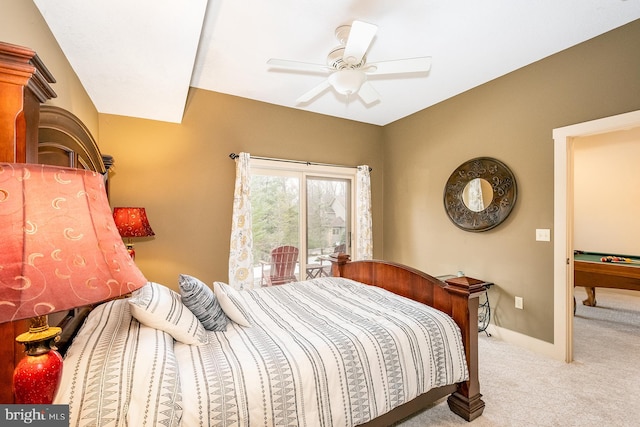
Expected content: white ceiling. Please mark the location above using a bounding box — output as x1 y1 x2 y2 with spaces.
34 0 640 126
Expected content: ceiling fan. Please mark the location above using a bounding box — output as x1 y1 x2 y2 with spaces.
267 20 432 105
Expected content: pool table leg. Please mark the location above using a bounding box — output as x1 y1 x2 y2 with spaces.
583 287 597 306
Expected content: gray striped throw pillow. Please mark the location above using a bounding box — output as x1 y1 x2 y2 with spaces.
179 274 229 331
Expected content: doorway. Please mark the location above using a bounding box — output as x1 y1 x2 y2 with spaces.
553 109 640 362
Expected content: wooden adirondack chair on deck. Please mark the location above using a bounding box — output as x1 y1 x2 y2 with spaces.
261 245 299 286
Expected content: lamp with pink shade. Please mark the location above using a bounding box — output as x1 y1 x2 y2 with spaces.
0 163 147 404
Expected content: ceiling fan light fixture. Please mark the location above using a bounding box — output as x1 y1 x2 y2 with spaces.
268 19 430 106
329 69 366 95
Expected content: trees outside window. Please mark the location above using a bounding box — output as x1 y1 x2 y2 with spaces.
250 160 354 286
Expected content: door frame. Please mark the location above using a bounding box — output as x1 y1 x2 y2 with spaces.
552 109 640 362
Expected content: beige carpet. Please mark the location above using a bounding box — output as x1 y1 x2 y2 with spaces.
396 288 640 427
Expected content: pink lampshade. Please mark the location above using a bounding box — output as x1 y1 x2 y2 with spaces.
0 163 148 324
113 207 155 238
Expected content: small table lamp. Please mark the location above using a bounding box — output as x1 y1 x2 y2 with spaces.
0 163 147 404
112 207 155 260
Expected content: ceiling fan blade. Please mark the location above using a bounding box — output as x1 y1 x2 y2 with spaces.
267 58 331 73
296 80 331 103
358 81 380 105
342 20 377 66
365 57 432 76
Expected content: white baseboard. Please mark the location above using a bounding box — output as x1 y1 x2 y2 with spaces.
485 324 564 361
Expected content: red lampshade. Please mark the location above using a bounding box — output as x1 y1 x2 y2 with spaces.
113 207 155 238
0 163 148 404
0 163 148 324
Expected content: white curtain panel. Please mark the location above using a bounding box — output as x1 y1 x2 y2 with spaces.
356 165 373 260
228 152 255 290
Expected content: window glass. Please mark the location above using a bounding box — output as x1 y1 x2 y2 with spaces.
251 160 354 286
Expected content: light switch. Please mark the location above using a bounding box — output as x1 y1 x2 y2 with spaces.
515 296 523 309
536 229 551 241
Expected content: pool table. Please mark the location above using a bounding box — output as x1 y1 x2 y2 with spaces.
574 250 640 307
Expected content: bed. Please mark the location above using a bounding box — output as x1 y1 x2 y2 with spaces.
53 254 485 426
0 79 485 421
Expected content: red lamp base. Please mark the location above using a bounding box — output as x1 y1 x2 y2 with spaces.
126 243 136 260
13 315 63 404
13 350 63 404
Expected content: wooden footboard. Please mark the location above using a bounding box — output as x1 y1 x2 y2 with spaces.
330 254 486 423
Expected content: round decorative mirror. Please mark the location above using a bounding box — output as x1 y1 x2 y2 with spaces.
443 157 517 232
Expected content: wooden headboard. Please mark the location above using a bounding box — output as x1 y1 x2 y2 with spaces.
0 41 112 402
38 105 113 194
37 105 114 355
39 106 108 171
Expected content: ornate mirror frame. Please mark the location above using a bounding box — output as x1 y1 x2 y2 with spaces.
443 157 517 232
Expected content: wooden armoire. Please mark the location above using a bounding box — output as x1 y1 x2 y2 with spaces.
0 41 57 403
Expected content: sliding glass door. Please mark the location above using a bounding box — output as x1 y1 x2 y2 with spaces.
251 160 354 287
305 177 350 278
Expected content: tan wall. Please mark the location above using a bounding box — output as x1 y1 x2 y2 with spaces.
574 127 640 255
4 0 640 343
99 90 384 288
0 0 99 136
382 19 640 342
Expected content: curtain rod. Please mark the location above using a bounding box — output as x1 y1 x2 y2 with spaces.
229 153 372 172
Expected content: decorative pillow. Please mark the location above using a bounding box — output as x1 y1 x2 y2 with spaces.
214 281 251 327
178 274 229 331
129 282 208 345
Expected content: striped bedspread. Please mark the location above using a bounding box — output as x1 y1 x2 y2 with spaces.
175 277 468 427
54 298 183 427
54 277 467 427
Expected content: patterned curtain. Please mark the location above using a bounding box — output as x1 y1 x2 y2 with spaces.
355 165 373 260
228 152 254 290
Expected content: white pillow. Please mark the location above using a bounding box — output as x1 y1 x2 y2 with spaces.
129 282 208 345
179 274 229 331
213 281 251 327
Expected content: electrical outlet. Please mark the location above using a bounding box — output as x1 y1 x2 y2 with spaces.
515 296 523 309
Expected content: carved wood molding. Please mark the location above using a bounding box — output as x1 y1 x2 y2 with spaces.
0 41 56 101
